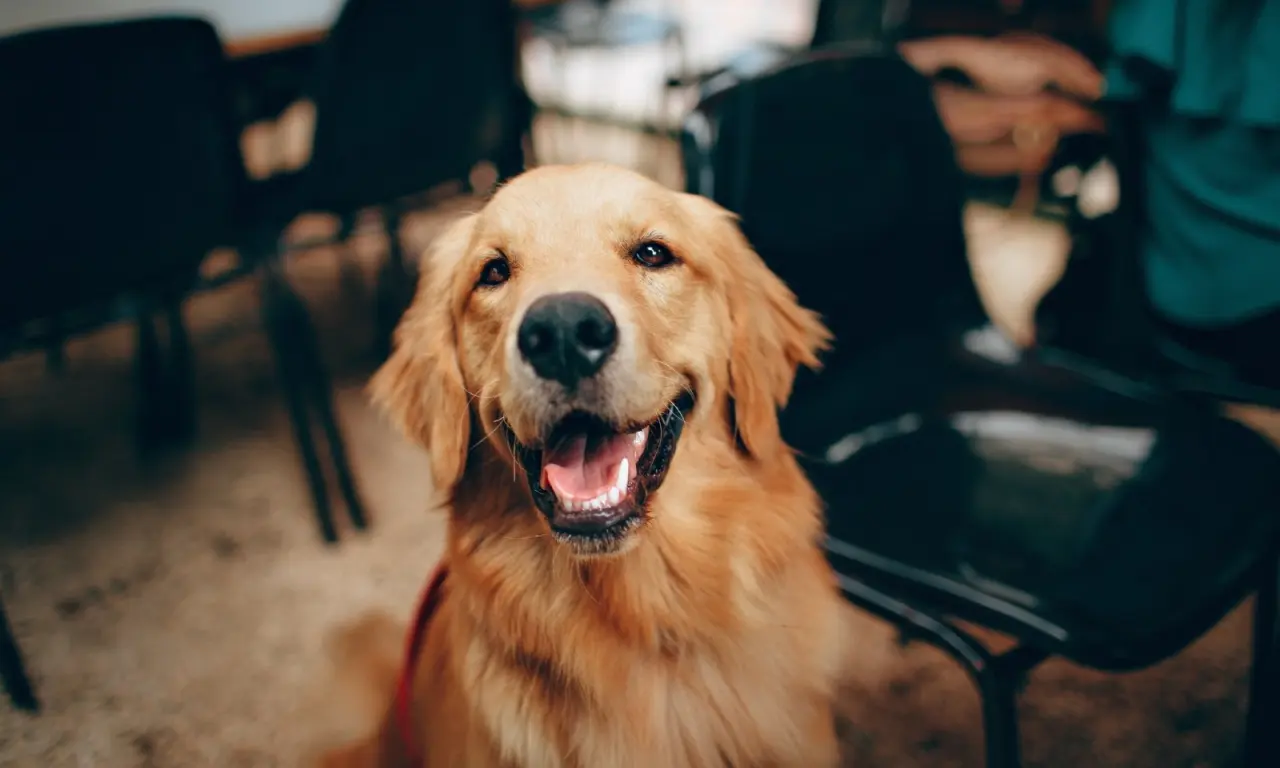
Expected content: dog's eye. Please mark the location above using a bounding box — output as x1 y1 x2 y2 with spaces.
477 256 511 287
631 241 675 269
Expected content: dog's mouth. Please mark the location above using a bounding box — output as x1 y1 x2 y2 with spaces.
511 391 695 552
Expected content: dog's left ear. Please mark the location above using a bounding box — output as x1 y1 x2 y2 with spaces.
682 194 832 458
368 214 478 496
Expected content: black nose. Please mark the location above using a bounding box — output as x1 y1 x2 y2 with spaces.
517 292 618 388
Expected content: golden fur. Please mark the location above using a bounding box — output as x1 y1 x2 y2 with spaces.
317 164 851 767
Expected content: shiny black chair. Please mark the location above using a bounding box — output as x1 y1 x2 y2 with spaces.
248 0 532 360
0 16 251 712
240 0 534 539
684 48 1280 768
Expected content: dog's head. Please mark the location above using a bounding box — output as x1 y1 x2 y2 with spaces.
371 164 829 557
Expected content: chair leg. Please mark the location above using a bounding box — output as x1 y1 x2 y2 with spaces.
136 296 197 454
134 309 165 456
977 646 1044 768
832 573 1044 768
336 214 366 308
162 297 196 447
260 260 338 544
291 291 368 533
0 592 37 712
373 209 413 363
1245 556 1279 766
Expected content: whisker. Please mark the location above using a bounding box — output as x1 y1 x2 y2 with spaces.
472 416 507 452
654 360 697 403
500 532 549 541
463 377 500 407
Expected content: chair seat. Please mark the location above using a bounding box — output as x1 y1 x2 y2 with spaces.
807 329 1280 671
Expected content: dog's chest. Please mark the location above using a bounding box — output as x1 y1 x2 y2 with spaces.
472 633 828 768
608 650 819 766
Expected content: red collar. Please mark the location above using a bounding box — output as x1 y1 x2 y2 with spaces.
394 562 449 765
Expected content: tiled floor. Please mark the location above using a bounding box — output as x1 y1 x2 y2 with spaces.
0 5 1265 766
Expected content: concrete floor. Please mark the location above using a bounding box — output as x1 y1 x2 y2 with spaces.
0 2 1268 764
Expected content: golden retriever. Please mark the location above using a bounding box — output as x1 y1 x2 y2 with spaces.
318 163 850 767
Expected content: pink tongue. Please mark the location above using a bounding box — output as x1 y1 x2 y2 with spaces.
542 432 634 501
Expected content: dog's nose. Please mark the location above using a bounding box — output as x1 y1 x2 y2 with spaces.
518 292 618 388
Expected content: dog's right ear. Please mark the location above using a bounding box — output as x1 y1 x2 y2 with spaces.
369 213 478 496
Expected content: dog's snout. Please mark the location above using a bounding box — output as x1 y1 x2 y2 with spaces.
518 292 618 388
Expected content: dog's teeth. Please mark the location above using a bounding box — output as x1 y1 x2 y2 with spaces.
633 430 646 448
607 486 621 506
615 458 629 492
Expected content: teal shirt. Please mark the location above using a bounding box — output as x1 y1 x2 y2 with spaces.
1106 0 1280 326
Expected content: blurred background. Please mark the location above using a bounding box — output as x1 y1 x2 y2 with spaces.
1 1 1277 766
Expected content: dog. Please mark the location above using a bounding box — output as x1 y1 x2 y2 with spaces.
317 163 851 767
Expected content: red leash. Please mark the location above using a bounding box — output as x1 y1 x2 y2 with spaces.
394 562 449 765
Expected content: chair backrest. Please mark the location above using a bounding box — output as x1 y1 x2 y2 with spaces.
302 0 527 213
0 17 246 328
810 0 913 48
682 47 986 367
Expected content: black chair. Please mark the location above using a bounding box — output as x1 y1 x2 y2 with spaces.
0 16 252 713
261 0 530 222
683 49 1280 767
1 14 375 548
0 17 250 449
240 0 534 539
251 0 532 347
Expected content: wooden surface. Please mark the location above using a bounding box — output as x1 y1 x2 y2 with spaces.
223 26 326 58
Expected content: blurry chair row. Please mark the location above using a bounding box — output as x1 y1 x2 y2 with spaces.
685 48 1280 767
0 0 531 712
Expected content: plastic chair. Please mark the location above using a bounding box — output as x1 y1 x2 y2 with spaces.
2 13 380 548
683 48 1280 767
0 16 252 713
249 0 532 345
239 0 534 537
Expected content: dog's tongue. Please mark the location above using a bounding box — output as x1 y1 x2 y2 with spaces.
542 432 636 501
